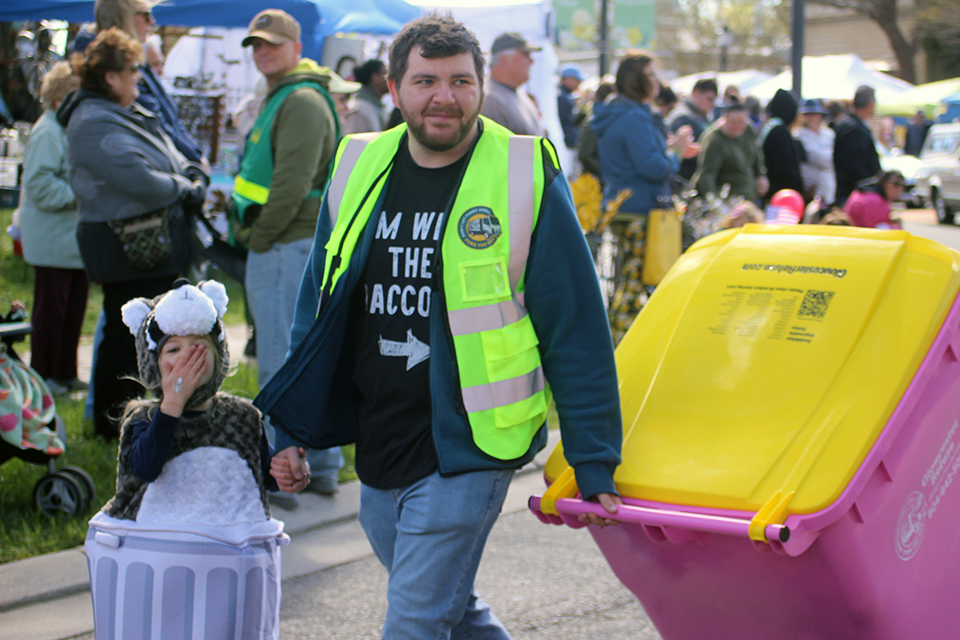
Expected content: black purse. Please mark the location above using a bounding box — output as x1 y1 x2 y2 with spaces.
106 207 172 271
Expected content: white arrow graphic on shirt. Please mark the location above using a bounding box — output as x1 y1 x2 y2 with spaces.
378 330 430 371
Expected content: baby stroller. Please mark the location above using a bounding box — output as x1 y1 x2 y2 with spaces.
0 304 95 517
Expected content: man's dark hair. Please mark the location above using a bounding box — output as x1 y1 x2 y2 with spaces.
724 102 748 115
354 59 386 86
595 81 616 103
692 78 718 96
388 14 484 89
826 100 844 120
655 85 677 107
853 85 876 110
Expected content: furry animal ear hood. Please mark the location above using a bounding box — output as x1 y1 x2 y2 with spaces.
121 279 230 408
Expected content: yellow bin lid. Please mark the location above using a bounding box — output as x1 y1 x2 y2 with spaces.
548 225 960 518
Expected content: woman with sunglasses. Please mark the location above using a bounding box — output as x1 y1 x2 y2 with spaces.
92 0 204 163
58 28 206 438
842 170 905 229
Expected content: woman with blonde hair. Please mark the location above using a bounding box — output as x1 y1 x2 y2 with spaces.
57 28 207 437
92 0 204 162
19 61 88 394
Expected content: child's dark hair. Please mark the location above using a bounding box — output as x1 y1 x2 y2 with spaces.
388 13 484 89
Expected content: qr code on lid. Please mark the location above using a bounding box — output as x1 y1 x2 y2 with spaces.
797 290 835 320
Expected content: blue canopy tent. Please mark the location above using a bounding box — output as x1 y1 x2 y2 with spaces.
0 0 422 60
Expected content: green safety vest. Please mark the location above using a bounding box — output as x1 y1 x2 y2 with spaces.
323 118 558 460
231 78 338 246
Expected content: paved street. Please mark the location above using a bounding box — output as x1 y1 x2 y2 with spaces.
276 508 659 640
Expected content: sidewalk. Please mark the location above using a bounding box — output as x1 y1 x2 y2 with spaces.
0 425 560 640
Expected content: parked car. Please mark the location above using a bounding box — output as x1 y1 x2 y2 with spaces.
877 142 924 208
915 123 960 224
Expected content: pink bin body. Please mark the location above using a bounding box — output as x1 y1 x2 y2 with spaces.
533 291 960 640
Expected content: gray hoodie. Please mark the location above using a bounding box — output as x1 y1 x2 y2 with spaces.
57 90 201 282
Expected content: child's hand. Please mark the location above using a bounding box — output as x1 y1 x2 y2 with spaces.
159 343 211 417
271 447 311 493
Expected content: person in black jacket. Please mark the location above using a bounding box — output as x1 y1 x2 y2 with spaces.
759 89 804 205
833 85 881 208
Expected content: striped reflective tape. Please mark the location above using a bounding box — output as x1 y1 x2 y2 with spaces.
507 136 536 292
327 132 379 226
447 293 527 336
460 366 545 413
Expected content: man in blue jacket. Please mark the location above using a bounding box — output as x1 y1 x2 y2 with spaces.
258 14 621 639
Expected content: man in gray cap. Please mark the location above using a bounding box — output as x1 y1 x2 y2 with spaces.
233 8 358 503
480 31 544 135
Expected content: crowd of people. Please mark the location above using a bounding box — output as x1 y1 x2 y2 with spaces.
8 4 941 638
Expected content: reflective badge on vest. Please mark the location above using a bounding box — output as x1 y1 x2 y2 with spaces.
457 207 502 249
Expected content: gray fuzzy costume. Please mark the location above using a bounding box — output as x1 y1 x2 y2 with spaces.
103 279 271 523
104 394 270 521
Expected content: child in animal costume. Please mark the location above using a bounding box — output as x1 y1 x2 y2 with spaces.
102 278 278 524
86 280 288 640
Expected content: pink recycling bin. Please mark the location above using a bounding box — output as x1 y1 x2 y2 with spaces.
532 226 960 639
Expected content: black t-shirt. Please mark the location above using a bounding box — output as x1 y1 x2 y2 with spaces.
352 141 468 489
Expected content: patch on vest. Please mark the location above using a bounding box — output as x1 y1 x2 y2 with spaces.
457 207 502 249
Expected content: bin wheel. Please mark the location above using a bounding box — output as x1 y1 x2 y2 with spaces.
33 472 86 517
58 465 96 510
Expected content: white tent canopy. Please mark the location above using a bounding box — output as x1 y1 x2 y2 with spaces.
748 54 913 104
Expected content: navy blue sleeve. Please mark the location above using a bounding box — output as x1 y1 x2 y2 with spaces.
128 410 180 483
524 160 622 499
136 67 203 163
261 428 279 492
287 194 332 355
273 187 334 455
623 111 680 183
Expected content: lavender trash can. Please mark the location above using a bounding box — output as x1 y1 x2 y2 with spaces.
85 512 288 640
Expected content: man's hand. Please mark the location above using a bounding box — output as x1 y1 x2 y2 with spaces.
756 176 770 198
579 492 622 527
270 446 311 493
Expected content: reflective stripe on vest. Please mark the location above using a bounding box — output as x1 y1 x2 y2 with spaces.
324 118 554 460
234 175 270 205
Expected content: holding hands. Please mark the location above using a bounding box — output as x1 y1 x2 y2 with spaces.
271 446 311 493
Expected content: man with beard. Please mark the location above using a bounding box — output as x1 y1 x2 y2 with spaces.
257 13 622 639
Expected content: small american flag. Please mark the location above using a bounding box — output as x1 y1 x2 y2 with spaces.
765 205 800 225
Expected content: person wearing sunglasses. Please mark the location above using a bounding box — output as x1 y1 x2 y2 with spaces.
842 169 905 229
92 0 205 164
58 28 207 438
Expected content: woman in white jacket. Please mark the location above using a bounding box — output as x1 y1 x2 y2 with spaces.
795 98 836 206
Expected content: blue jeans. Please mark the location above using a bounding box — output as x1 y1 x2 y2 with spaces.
245 238 342 478
358 469 514 640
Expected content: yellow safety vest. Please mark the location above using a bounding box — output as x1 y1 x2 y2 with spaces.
323 118 557 460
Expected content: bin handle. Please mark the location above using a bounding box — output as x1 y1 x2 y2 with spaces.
530 495 790 544
538 466 578 516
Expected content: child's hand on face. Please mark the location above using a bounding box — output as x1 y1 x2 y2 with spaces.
159 342 211 417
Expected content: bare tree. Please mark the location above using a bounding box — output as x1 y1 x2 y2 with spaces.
807 0 918 82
